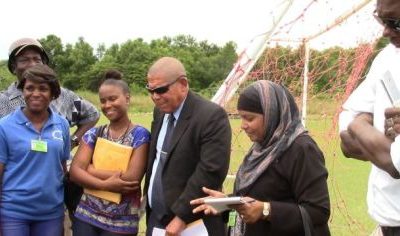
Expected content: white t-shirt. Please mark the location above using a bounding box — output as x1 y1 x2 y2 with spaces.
339 44 400 226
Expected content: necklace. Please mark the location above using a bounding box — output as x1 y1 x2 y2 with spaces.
107 121 131 143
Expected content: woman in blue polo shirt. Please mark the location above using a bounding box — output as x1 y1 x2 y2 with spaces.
0 64 70 236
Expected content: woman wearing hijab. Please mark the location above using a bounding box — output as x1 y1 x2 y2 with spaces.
191 80 330 236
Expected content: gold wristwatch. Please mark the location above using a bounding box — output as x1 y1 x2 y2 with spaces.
262 202 271 220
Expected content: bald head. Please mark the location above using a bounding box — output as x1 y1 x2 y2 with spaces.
146 57 189 113
148 57 187 83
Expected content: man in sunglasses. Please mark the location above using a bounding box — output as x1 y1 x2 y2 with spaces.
144 57 231 236
339 0 400 235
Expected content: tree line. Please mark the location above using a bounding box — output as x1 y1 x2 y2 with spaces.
0 34 389 97
0 34 237 95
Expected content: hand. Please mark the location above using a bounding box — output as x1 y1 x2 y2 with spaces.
190 187 226 215
384 107 400 140
339 113 372 160
354 113 373 124
231 197 264 224
165 216 186 236
348 113 373 136
102 172 139 193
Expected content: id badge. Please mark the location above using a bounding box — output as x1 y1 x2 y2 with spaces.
31 139 48 152
228 210 237 227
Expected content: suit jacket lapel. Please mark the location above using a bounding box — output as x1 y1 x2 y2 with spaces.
147 109 165 174
165 92 195 162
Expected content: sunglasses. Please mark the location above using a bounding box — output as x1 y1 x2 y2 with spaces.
373 12 400 32
146 75 186 94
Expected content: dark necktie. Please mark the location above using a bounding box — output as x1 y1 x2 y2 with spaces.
151 114 175 220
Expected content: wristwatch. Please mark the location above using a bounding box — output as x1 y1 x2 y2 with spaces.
71 135 80 147
262 202 271 220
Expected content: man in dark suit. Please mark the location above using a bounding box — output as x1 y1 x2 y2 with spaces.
144 57 231 236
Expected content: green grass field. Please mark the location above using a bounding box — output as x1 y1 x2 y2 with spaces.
78 92 376 236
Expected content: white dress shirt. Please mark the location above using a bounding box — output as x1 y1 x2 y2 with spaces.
148 100 185 208
339 44 400 226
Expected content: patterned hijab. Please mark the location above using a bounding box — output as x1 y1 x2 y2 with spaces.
231 80 306 235
234 80 306 195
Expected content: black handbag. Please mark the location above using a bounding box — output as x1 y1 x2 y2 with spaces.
64 172 83 215
64 125 106 214
299 205 315 236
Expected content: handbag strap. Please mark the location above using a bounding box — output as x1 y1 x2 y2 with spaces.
299 205 313 236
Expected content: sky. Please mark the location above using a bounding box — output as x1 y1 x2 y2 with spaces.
0 0 382 60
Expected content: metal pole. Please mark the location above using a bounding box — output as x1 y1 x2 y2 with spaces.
306 0 372 41
302 40 310 127
211 0 295 107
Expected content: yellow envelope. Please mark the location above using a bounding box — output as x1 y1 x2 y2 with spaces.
84 137 133 203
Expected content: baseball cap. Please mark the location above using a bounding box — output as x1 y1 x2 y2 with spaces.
7 38 49 73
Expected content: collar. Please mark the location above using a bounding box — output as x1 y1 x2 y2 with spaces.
15 107 59 126
170 94 187 121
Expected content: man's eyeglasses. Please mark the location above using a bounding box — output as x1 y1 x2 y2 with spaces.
146 75 186 94
374 12 400 32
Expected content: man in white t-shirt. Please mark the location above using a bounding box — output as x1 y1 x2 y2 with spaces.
339 0 400 235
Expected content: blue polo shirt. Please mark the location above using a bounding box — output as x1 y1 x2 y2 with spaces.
0 107 70 220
